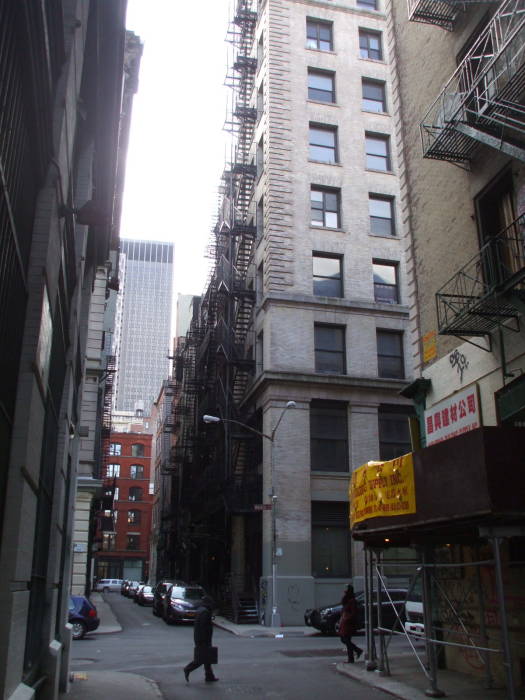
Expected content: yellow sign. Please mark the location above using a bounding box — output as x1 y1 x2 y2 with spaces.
422 331 437 363
350 453 416 526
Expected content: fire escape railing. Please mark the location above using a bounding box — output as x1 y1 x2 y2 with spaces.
420 0 525 164
436 214 525 336
407 0 499 31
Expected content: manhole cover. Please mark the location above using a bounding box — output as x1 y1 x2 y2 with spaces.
280 649 345 658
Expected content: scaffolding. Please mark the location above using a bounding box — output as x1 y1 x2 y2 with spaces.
362 537 524 700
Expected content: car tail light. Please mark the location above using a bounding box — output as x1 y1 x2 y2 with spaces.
88 608 97 618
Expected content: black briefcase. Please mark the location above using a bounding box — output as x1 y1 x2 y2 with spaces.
194 645 218 665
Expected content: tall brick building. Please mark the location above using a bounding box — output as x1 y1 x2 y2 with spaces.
95 431 154 582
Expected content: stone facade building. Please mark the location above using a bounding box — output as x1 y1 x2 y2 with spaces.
0 2 135 698
166 0 414 626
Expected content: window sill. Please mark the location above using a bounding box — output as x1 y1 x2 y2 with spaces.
362 109 389 116
306 47 336 55
359 57 386 65
310 225 346 233
308 159 342 167
369 231 398 239
307 99 339 108
365 168 395 175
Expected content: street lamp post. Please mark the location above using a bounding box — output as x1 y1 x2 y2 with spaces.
203 400 296 628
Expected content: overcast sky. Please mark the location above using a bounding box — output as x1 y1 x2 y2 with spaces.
122 0 231 298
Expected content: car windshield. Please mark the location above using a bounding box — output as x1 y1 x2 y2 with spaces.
142 586 152 594
171 586 204 600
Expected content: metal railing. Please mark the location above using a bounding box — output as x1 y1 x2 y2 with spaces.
436 214 525 335
421 0 525 162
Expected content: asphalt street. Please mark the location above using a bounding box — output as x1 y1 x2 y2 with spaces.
70 592 392 699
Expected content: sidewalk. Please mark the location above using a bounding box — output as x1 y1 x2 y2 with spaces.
63 593 162 700
216 617 524 699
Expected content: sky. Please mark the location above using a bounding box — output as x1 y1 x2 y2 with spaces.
122 0 231 298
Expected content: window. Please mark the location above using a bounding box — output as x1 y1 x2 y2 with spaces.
373 261 399 303
257 197 264 238
358 0 378 9
313 253 343 297
127 535 140 551
365 134 391 171
308 69 335 103
359 29 383 60
129 487 143 502
257 136 264 178
362 79 386 112
377 330 404 378
309 124 338 163
306 19 333 51
127 509 141 525
312 502 351 577
315 324 345 374
257 83 264 120
369 195 395 235
107 463 120 478
109 443 121 456
311 187 340 228
102 532 116 552
131 443 145 457
378 406 413 460
310 401 348 472
130 464 144 479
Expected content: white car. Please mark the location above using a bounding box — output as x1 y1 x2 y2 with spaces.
94 578 123 592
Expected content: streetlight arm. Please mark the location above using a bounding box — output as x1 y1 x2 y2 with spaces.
202 415 273 442
270 400 296 441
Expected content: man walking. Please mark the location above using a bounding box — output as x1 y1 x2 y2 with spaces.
184 595 219 683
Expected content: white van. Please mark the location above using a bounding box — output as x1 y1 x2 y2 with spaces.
94 578 123 592
404 579 424 635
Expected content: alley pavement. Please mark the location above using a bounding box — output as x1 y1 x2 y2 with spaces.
63 593 523 700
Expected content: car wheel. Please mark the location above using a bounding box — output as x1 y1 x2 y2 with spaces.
71 620 87 640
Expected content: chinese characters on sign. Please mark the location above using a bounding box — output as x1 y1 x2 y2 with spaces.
424 385 481 447
350 453 416 526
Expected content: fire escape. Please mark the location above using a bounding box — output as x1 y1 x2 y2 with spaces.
419 0 525 165
408 0 499 31
436 214 525 344
95 354 117 537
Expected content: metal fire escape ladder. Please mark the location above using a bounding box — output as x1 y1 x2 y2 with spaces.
408 0 499 31
436 213 525 342
420 0 525 164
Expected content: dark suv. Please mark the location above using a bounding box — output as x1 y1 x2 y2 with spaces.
152 580 179 617
163 583 207 624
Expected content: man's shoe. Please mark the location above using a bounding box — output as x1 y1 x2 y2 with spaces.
184 669 190 682
205 677 219 682
355 648 363 660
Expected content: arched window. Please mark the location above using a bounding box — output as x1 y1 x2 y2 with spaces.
131 443 144 457
129 486 143 502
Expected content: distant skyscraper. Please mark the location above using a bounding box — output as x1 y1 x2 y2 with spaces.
114 239 173 412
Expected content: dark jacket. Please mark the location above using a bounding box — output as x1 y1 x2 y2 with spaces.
339 595 358 637
193 603 213 646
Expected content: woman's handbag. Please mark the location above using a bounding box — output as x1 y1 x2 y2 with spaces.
194 645 218 665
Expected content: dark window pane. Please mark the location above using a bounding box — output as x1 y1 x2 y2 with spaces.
312 525 350 576
377 331 404 378
310 403 348 472
379 407 412 460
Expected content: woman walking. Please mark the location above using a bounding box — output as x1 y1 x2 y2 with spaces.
339 584 363 663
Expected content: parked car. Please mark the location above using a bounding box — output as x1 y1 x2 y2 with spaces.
404 580 424 636
94 578 123 593
68 596 100 640
163 583 207 624
304 588 407 635
136 584 154 606
152 580 179 617
127 581 143 599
